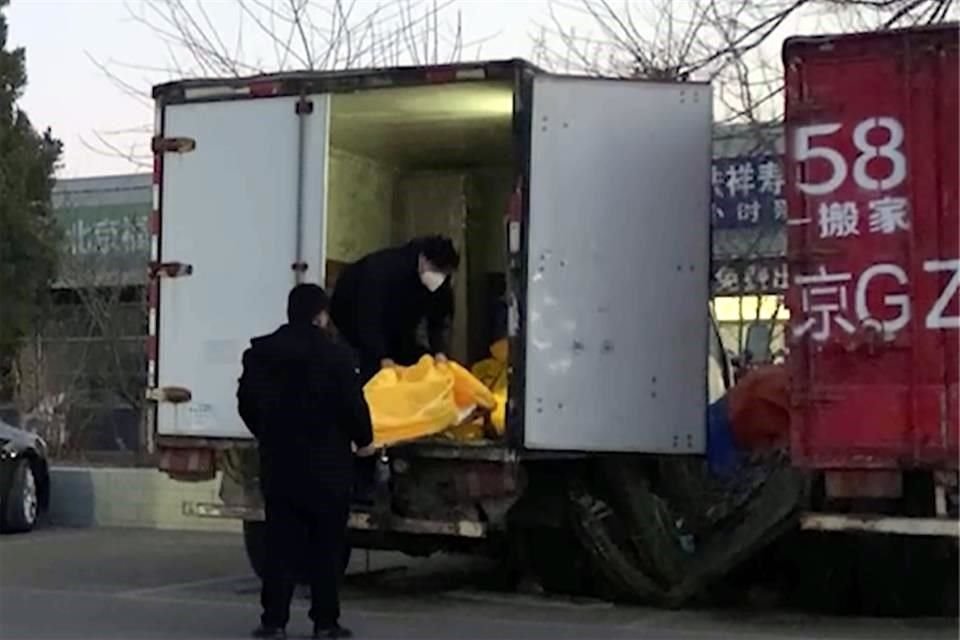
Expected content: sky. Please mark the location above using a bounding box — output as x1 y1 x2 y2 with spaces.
10 0 945 179
8 0 554 177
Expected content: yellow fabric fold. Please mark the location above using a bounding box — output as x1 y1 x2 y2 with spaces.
363 354 498 446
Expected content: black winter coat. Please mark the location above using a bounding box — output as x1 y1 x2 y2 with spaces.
330 240 454 374
236 323 373 499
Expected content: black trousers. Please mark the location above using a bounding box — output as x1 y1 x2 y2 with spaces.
261 491 350 629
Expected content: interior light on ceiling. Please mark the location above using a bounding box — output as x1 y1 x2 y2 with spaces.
465 91 514 116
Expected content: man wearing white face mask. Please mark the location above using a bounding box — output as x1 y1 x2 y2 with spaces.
330 235 460 383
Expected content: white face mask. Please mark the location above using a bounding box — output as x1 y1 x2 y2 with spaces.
420 270 446 292
313 311 330 330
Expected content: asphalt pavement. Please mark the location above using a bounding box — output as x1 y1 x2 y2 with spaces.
1 527 957 639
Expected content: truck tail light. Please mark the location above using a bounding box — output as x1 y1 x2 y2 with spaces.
425 67 485 83
249 81 282 97
159 447 215 481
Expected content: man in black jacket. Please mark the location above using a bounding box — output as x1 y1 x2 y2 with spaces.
238 284 374 640
330 235 460 382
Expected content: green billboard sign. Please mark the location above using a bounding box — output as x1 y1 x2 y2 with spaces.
56 203 150 258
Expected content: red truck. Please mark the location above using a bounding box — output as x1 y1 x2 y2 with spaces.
784 24 959 535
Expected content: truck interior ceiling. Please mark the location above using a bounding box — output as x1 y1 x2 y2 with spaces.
325 80 515 387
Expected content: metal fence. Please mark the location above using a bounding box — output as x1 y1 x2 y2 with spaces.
0 291 148 463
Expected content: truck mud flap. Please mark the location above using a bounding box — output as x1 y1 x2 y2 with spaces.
218 448 263 511
570 454 806 606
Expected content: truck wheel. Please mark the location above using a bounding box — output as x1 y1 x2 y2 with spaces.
2 460 40 533
243 520 267 580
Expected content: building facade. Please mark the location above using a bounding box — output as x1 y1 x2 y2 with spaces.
3 175 152 460
710 124 789 362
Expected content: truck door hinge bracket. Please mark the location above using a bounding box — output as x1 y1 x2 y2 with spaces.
146 386 193 404
295 98 314 115
149 261 194 279
291 261 309 273
151 136 196 154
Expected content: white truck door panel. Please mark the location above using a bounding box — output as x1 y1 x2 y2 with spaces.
157 95 330 438
523 77 712 453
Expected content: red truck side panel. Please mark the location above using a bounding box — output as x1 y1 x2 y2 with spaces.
784 25 959 470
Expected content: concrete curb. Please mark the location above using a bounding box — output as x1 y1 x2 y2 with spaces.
48 467 241 533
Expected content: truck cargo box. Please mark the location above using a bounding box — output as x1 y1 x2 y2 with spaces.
784 25 959 470
148 61 714 455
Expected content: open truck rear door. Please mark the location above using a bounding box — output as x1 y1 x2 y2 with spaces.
151 94 330 440
519 76 713 453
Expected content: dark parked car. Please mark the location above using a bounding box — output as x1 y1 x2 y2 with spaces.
0 419 50 533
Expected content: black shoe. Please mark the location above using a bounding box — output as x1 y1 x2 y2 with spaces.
313 624 353 639
252 625 286 639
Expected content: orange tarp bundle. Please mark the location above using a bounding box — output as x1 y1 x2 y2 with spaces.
726 364 791 451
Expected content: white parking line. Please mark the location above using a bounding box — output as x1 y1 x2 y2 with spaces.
446 588 614 610
0 529 101 545
117 573 254 597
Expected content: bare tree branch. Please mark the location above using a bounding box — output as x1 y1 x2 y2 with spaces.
78 132 152 170
289 0 315 68
87 0 483 167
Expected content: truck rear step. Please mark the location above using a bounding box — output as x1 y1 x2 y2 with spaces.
184 501 487 539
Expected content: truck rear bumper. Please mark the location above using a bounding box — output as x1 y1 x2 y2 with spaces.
183 501 487 539
801 512 959 537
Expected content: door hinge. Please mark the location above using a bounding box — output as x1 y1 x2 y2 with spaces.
291 261 309 273
149 261 194 279
146 386 193 404
295 98 314 115
151 136 196 154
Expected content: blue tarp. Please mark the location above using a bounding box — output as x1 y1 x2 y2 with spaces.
707 396 744 477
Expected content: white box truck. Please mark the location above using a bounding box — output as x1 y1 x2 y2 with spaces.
148 60 794 602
